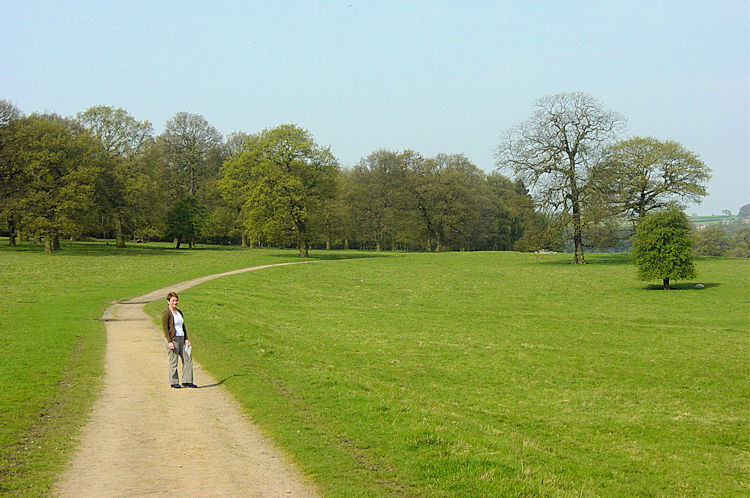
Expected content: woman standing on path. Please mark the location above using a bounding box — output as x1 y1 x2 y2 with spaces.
161 292 196 388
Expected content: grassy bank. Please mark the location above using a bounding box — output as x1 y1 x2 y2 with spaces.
0 240 303 495
158 252 749 495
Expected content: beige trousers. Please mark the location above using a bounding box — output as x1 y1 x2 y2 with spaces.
165 336 193 385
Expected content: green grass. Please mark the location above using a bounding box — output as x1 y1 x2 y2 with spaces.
153 252 750 496
0 239 305 495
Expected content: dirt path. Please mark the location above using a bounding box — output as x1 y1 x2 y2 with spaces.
53 263 319 497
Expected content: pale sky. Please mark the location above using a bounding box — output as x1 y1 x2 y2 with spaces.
1 0 748 215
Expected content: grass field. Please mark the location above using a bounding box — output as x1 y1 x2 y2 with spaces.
0 240 303 495
143 251 750 496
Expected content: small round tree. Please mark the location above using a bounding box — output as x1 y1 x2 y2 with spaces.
631 207 696 289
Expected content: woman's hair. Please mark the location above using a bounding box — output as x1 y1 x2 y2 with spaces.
167 291 178 301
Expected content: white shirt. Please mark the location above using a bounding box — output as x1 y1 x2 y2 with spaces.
172 311 185 336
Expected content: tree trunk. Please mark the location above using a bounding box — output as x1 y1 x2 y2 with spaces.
663 278 670 290
115 215 126 248
52 234 61 251
175 237 181 249
241 233 248 247
44 234 53 253
8 212 17 246
344 237 349 250
572 227 585 264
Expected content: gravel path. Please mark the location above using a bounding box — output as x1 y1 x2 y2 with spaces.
53 263 319 497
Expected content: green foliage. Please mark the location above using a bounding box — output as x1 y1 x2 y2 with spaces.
218 124 339 256
2 114 104 251
632 208 696 288
692 227 730 256
76 106 155 247
162 252 748 495
728 225 750 257
166 196 206 248
590 136 711 222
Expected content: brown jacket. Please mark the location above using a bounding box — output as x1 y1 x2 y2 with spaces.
161 308 188 342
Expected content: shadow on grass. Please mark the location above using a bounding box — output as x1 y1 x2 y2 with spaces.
266 251 392 261
532 253 632 266
0 239 189 256
198 373 247 388
641 282 721 291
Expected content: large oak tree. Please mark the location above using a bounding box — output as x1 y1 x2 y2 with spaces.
589 136 710 223
497 92 624 263
218 124 339 257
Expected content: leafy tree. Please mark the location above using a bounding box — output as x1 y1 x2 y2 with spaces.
77 106 153 247
485 174 540 251
218 124 339 257
728 225 750 258
166 196 205 249
497 91 624 263
738 204 750 218
692 227 730 256
590 137 711 223
631 207 696 289
6 114 104 252
0 100 24 245
343 150 415 251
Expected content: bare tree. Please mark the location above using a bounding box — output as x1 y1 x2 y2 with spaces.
496 92 624 263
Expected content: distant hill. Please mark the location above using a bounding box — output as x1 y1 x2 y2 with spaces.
739 203 750 217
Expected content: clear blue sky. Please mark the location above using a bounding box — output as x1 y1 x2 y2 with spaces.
2 0 747 215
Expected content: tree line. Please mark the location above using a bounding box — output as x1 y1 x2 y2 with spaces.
1 92 717 260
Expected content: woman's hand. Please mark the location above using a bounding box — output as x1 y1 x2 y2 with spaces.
185 339 191 347
168 342 175 350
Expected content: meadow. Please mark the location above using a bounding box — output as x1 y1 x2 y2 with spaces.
1 241 748 495
0 240 302 494
144 251 750 496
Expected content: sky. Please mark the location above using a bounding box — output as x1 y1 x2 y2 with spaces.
1 0 748 215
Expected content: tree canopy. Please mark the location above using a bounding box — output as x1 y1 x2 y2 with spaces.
218 124 339 257
631 207 696 289
590 136 710 223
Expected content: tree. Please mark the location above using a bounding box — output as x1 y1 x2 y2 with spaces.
497 92 624 263
218 124 339 257
0 100 24 246
485 174 541 251
590 137 710 223
728 225 750 258
6 114 104 252
631 207 696 289
77 106 153 247
159 112 223 200
342 150 415 251
166 196 205 249
692 227 730 256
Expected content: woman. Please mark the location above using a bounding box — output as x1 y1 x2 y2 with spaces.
161 291 196 388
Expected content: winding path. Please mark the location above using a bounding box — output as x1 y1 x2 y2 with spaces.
53 262 318 497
